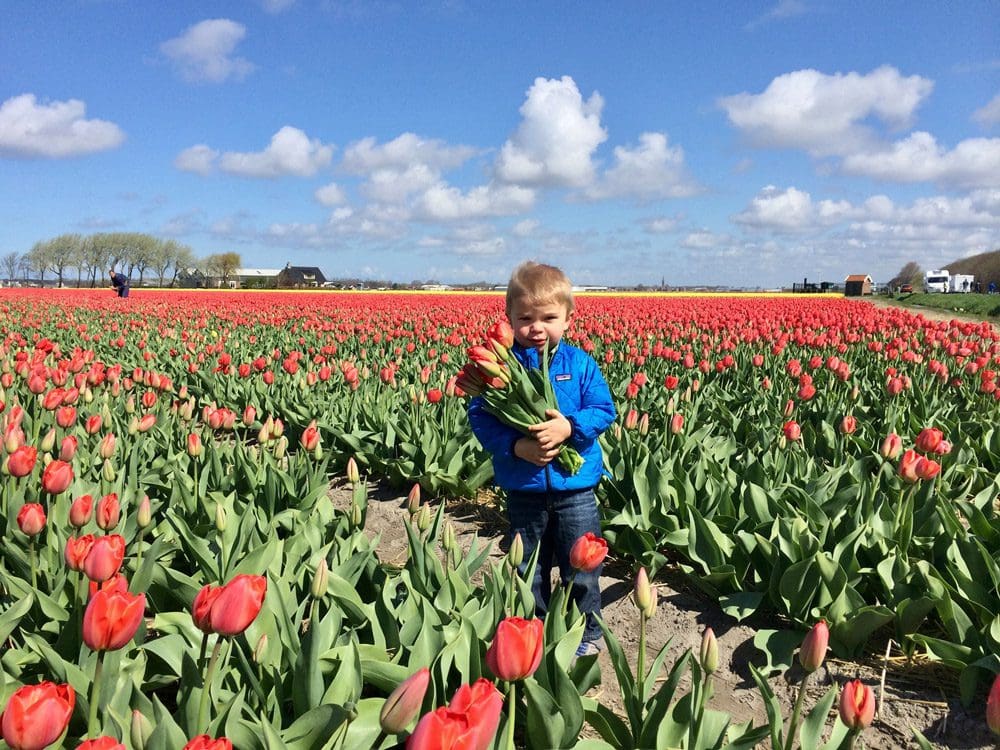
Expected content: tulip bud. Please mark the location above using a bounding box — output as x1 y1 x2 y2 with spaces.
136 495 152 529
880 432 902 460
40 428 56 453
380 667 431 734
311 558 329 599
271 418 284 438
416 503 431 532
442 521 458 555
187 432 202 458
131 709 154 750
215 503 227 532
273 435 288 459
70 494 94 528
98 431 116 459
634 567 652 614
507 532 524 569
351 500 363 527
638 412 650 436
798 620 829 673
125 395 136 414
346 456 360 484
986 673 1000 736
253 633 269 665
242 404 257 426
839 679 875 730
665 395 676 414
406 483 421 515
102 458 116 483
670 413 684 435
700 627 718 675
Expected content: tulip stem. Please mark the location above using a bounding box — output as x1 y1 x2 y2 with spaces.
505 681 517 750
136 528 145 570
28 538 37 590
784 671 812 750
637 613 648 704
88 649 106 737
198 637 224 733
561 573 578 617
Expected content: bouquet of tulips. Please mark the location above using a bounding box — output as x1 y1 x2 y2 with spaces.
457 320 584 474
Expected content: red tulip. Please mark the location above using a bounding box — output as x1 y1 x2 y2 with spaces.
407 678 503 750
880 432 902 459
56 406 77 428
798 620 829 672
96 493 120 530
987 673 1000 736
191 584 222 633
898 449 921 483
85 414 103 434
569 532 607 573
40 460 73 495
16 504 46 537
933 439 952 456
7 446 38 478
670 413 684 434
59 435 78 461
208 574 267 636
69 494 94 528
187 433 202 458
380 667 431 733
182 736 233 750
838 415 857 435
485 617 544 681
89 572 129 600
427 388 443 403
782 420 801 442
300 421 320 451
76 737 125 750
915 456 941 481
838 679 875 730
83 534 126 582
83 588 146 651
98 432 116 460
65 535 95 571
0 681 75 750
914 427 943 454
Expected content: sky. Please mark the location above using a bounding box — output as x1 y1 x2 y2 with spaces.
1 1 998 288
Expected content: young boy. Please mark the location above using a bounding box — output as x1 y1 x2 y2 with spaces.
469 261 616 655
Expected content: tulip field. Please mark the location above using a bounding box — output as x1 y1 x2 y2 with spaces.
1 288 999 749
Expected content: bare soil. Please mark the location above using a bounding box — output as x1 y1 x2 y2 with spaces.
332 481 997 749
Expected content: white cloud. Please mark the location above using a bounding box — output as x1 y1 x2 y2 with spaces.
734 185 821 231
719 66 933 156
972 93 1000 127
260 0 296 13
342 133 476 173
495 76 607 187
0 94 125 158
416 182 536 221
161 19 255 84
511 219 539 237
640 216 679 234
174 144 219 175
840 132 1000 188
584 132 700 200
682 230 732 249
363 164 439 204
314 182 347 206
217 126 334 178
745 0 809 30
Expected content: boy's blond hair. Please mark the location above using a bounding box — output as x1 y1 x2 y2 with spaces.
505 261 575 315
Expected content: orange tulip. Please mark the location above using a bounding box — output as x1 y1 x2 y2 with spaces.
485 617 544 681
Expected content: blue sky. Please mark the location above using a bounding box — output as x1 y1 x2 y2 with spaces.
1 1 998 287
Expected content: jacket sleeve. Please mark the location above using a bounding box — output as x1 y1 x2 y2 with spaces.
563 355 616 447
468 396 522 461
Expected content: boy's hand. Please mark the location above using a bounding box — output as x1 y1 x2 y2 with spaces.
514 436 560 466
528 409 572 451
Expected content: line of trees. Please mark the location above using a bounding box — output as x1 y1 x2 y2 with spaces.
2 233 242 288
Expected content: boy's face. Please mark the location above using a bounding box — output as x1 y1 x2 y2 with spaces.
508 298 571 353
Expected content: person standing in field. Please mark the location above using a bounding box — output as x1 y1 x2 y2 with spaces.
109 269 130 298
468 261 616 657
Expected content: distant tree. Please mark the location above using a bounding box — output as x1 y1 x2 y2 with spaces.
82 234 112 287
213 252 242 286
169 244 195 287
888 261 923 290
2 252 19 284
26 240 56 284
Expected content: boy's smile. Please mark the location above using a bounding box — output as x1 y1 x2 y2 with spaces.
509 300 571 352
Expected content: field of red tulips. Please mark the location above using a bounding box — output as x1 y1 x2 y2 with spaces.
1 288 998 749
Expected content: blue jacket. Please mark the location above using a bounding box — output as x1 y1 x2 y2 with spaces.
468 342 616 492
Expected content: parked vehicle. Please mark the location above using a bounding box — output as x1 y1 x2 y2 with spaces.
949 274 975 293
923 270 949 293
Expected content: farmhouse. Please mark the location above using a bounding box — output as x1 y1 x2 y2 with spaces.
844 274 873 297
278 264 327 288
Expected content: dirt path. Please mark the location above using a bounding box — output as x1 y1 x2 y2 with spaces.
332 482 996 749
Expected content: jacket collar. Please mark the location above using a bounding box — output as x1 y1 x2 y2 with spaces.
513 342 562 369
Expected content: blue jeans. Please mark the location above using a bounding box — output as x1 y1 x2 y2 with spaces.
506 487 603 642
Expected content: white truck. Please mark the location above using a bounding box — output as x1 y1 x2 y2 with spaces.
949 274 975 293
923 269 949 293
